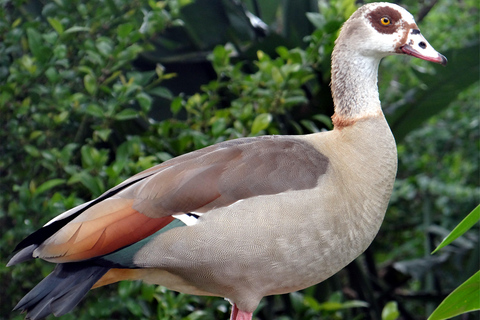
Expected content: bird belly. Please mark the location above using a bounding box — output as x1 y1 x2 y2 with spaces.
132 182 385 309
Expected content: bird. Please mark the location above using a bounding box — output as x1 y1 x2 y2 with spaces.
8 2 447 320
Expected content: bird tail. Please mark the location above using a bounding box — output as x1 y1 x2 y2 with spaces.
13 263 109 320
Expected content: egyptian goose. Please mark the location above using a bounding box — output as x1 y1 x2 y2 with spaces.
8 2 446 319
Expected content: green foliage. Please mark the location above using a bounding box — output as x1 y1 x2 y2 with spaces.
428 206 480 320
428 270 480 320
381 302 400 320
386 44 479 142
1 0 478 320
432 205 480 254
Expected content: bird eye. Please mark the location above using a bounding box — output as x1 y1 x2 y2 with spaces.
380 17 391 25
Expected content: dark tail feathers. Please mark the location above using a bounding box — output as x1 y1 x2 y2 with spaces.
13 263 109 319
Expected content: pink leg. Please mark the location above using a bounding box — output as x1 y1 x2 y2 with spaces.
230 303 253 320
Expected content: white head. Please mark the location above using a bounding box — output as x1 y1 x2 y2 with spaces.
331 2 446 123
335 2 447 64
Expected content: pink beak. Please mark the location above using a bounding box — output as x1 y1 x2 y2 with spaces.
400 29 447 66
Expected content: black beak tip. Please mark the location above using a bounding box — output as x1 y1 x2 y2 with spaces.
439 54 448 66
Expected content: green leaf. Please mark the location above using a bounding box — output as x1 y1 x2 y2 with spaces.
312 114 333 129
24 145 41 157
432 205 480 254
271 67 284 84
64 26 90 34
148 86 173 100
85 104 105 118
54 111 69 124
126 298 143 316
109 142 130 176
341 300 369 309
301 119 320 133
117 23 134 39
81 146 96 168
94 128 112 142
136 92 152 112
170 96 184 115
26 28 51 62
47 17 64 35
251 113 272 135
33 179 66 197
211 117 227 136
115 108 138 121
382 301 400 320
68 171 104 197
84 74 98 95
29 130 43 140
96 38 113 57
306 12 326 29
428 270 480 320
45 67 60 83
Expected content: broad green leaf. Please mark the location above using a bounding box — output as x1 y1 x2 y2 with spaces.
68 171 104 197
81 146 96 168
80 145 108 169
85 104 104 118
170 96 184 115
428 270 480 320
29 130 43 140
20 55 37 74
382 301 400 320
136 92 152 112
341 300 369 309
301 119 320 133
283 95 308 107
312 114 333 129
251 113 272 135
211 117 227 136
115 108 138 121
271 67 283 84
64 26 90 34
148 86 173 100
306 12 326 29
126 298 143 316
12 17 22 28
110 142 130 176
94 128 112 142
96 38 113 56
117 44 143 61
432 205 480 254
84 74 98 95
26 28 51 62
53 111 69 124
33 179 66 197
47 17 64 35
45 67 60 83
117 23 134 39
24 145 41 157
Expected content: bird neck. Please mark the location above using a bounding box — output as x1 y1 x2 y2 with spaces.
330 45 383 128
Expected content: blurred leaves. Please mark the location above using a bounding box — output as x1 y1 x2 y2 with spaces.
382 302 400 320
386 44 480 142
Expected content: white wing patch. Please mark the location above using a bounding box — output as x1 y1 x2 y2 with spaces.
172 212 203 226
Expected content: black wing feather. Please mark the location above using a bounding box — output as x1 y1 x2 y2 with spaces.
13 263 109 320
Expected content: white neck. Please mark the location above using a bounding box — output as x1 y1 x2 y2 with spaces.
331 45 383 122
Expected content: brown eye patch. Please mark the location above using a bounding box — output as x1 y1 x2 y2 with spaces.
367 6 402 34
